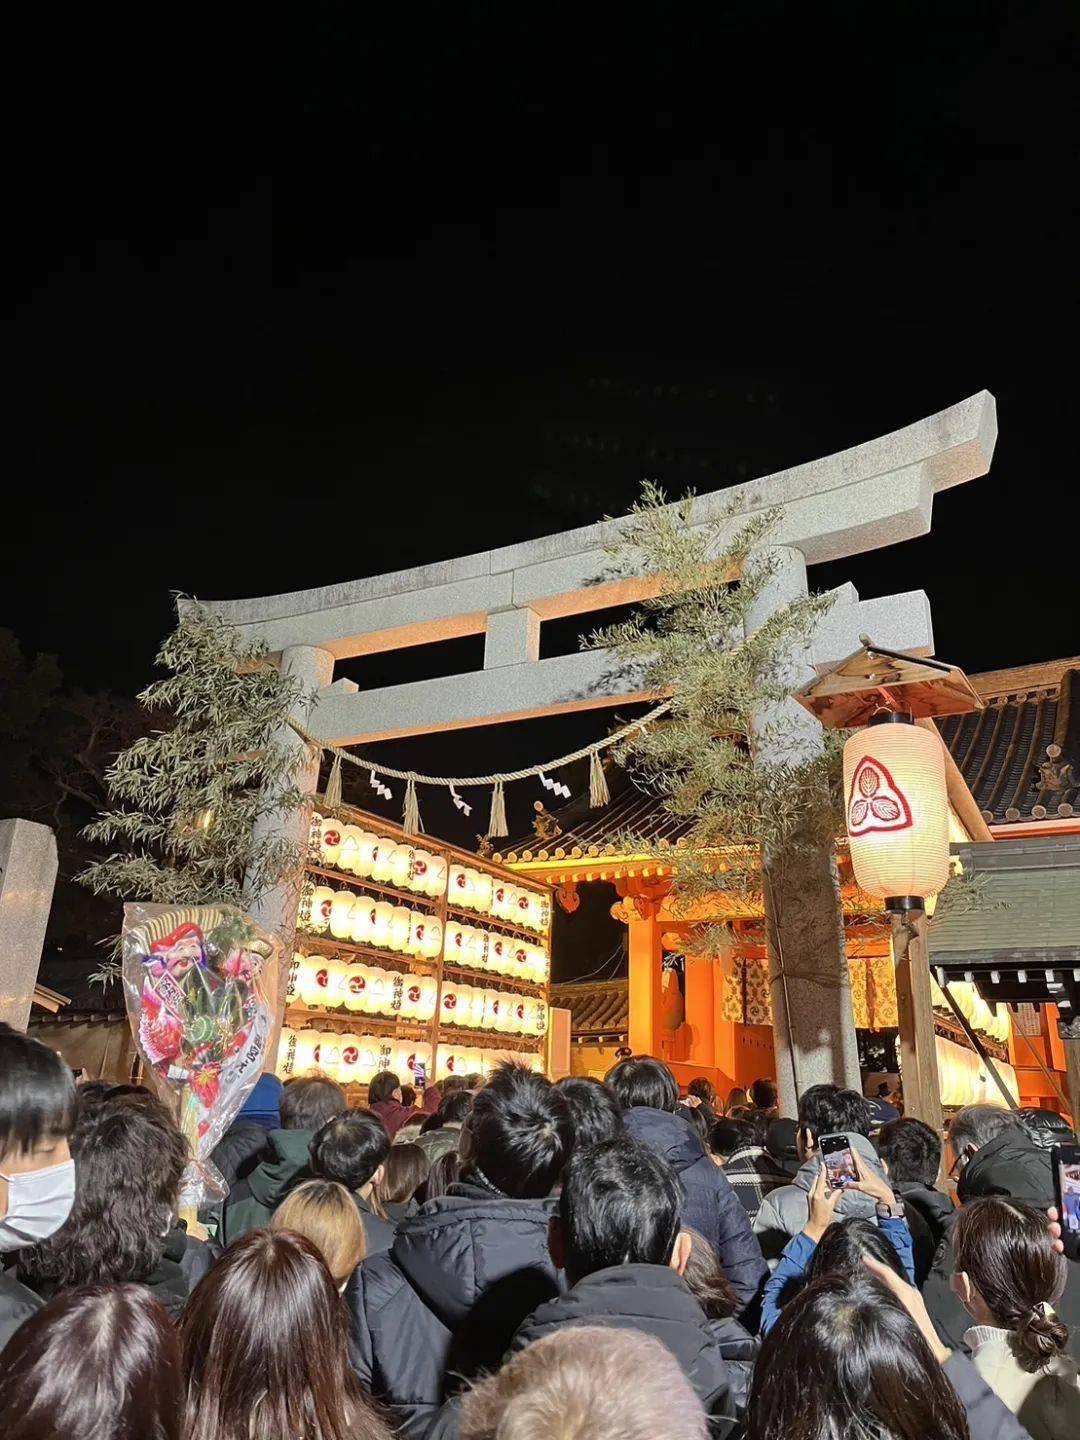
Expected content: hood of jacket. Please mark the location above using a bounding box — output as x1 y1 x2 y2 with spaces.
388 1189 558 1331
246 1127 314 1208
895 1181 955 1227
623 1106 705 1175
958 1123 1055 1207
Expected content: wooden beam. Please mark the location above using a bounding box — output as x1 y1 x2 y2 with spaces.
890 910 944 1139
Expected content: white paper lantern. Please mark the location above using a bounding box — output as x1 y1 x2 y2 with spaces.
463 985 486 1030
293 1028 322 1076
342 963 372 1013
276 1025 299 1079
284 953 304 1009
478 987 499 1031
440 980 464 1026
371 840 395 883
402 1041 433 1086
356 832 381 878
389 844 414 889
424 854 448 898
354 1036 383 1085
491 881 512 920
415 974 439 1020
464 927 489 970
349 896 374 946
448 864 473 909
388 904 413 953
510 942 530 982
526 891 549 933
420 917 443 960
437 1043 469 1080
843 719 950 905
337 824 363 875
336 1036 364 1086
512 888 533 928
303 885 334 935
398 976 422 1021
366 968 393 1017
445 921 468 963
408 848 431 894
370 901 394 949
472 870 494 915
329 889 356 939
318 817 343 868
298 956 326 1009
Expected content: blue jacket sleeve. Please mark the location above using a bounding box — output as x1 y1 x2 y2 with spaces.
711 1164 768 1307
760 1230 817 1334
880 1215 916 1285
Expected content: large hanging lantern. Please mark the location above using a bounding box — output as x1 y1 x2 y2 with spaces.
843 714 950 910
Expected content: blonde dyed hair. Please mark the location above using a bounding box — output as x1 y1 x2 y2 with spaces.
271 1179 365 1284
458 1327 708 1440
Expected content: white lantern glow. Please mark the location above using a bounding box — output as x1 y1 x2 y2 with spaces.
389 844 414 889
356 832 381 878
366 969 393 1017
526 891 549 933
437 1043 468 1080
472 871 494 914
464 928 489 970
370 901 394 949
388 905 413 952
843 718 950 905
337 824 363 875
293 1028 322 1076
408 848 431 893
318 817 343 868
284 953 304 1009
415 974 439 1020
337 1037 364 1086
371 840 395 883
355 1036 383 1085
420 917 443 960
305 885 335 935
276 1026 299 1079
464 985 487 1030
329 889 356 939
491 882 512 920
448 864 473 909
445 922 468 962
398 976 422 1021
440 980 464 1026
513 889 532 927
424 855 448 898
342 963 372 1013
350 896 375 946
298 956 328 1009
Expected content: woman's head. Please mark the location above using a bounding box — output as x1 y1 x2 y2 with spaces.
952 1196 1069 1371
725 1087 749 1113
687 1077 716 1108
181 1227 386 1440
604 1057 679 1114
746 1273 969 1440
18 1092 186 1290
374 1143 430 1208
680 1228 739 1320
0 1283 183 1440
807 1217 907 1286
271 1180 365 1285
367 1070 402 1106
423 1149 461 1200
0 1024 77 1253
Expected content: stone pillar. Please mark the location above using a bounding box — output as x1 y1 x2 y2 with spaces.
743 546 861 1118
0 819 59 1030
484 607 540 669
248 645 335 1045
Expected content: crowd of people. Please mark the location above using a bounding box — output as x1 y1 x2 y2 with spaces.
2 1020 1079 1439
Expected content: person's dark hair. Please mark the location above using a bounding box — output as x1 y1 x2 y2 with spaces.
73 1080 115 1113
797 1084 871 1143
422 1149 461 1201
749 1078 777 1111
559 1137 682 1284
680 1228 739 1320
399 1084 417 1109
765 1117 799 1164
949 1104 1020 1158
876 1117 942 1189
681 1104 710 1146
746 1273 969 1440
465 1062 572 1199
0 1022 77 1160
309 1110 390 1192
725 1087 748 1113
687 1077 716 1107
395 1113 425 1140
806 1217 907 1286
367 1071 401 1107
436 1089 474 1127
374 1143 430 1208
605 1056 679 1114
709 1118 755 1159
19 1096 186 1291
554 1077 624 1149
463 1072 484 1090
0 1283 183 1440
953 1196 1069 1372
440 1074 469 1097
181 1228 387 1440
279 1076 347 1132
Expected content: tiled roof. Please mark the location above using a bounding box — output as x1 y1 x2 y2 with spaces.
551 979 629 1036
936 663 1078 824
501 760 692 857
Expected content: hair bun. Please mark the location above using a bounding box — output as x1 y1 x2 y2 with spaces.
1012 1302 1069 1371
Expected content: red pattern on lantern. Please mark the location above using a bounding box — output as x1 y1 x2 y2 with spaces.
847 755 913 836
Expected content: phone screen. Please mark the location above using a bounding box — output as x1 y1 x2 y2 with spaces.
1054 1145 1080 1235
820 1133 859 1193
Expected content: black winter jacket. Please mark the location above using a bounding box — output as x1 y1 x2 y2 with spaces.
510 1263 747 1428
0 1269 42 1352
923 1125 1080 1358
353 1191 397 1258
346 1180 560 1440
622 1107 767 1308
893 1181 953 1288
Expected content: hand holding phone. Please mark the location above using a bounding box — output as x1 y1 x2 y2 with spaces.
1052 1144 1080 1238
820 1132 860 1193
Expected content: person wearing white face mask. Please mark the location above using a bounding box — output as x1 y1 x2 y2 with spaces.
0 1023 77 1351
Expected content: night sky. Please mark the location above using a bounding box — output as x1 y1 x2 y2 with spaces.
9 7 1077 971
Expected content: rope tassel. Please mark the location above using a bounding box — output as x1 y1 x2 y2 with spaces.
487 780 508 838
403 777 422 836
324 753 343 809
589 748 610 808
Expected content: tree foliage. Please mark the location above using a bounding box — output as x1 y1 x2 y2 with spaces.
79 601 307 923
588 482 844 953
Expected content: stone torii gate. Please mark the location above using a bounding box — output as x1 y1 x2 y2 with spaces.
198 390 997 1109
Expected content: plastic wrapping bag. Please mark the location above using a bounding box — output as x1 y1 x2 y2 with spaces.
121 902 281 1209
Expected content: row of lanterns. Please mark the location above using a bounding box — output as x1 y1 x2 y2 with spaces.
447 866 551 934
300 886 444 958
444 923 549 984
311 816 448 897
439 979 548 1036
277 1028 545 1085
288 955 439 1021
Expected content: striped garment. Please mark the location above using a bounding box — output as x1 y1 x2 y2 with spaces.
722 1146 791 1220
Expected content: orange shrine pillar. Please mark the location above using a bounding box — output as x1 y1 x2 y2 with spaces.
628 912 663 1056
682 952 716 1067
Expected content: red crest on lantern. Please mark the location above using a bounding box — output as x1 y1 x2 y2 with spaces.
846 755 913 836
